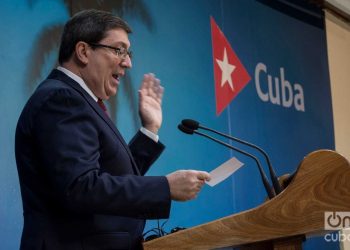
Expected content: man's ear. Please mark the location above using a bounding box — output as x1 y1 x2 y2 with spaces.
75 41 90 65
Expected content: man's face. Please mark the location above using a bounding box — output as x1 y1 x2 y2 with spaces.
83 28 132 100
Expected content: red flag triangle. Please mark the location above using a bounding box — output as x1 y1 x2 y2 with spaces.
210 16 251 115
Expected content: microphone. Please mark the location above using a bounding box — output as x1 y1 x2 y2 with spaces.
178 124 275 199
181 119 282 195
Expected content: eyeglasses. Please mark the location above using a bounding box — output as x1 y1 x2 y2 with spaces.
88 43 132 59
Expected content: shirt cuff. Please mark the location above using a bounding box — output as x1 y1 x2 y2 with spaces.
140 127 159 143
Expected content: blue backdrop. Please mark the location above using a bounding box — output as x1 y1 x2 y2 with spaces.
0 0 335 249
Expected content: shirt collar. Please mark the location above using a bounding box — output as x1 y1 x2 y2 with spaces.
57 66 98 102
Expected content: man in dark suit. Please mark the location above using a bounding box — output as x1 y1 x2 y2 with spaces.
15 9 210 250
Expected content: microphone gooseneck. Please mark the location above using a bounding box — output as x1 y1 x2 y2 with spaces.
177 124 275 199
181 119 282 195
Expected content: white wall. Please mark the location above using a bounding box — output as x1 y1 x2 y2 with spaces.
325 9 350 250
325 10 350 160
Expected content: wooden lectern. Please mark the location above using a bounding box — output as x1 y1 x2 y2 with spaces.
143 150 350 250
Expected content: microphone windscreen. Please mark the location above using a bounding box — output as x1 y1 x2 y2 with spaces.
181 119 199 130
178 124 194 135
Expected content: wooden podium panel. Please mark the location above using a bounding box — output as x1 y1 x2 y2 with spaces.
143 150 350 250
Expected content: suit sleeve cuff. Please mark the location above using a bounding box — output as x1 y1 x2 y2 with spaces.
140 127 159 142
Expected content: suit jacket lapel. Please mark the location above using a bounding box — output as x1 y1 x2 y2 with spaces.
46 69 141 175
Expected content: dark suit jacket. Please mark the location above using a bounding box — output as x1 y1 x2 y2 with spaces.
15 69 171 250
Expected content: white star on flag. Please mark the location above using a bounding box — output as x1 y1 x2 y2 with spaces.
216 48 236 91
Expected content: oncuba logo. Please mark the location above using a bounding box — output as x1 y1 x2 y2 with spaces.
210 17 305 115
324 211 350 230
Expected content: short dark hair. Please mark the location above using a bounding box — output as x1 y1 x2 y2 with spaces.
58 9 132 64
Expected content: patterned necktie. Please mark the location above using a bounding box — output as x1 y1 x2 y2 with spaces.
97 98 110 117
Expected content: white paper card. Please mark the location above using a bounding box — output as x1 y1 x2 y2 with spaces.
206 157 244 187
